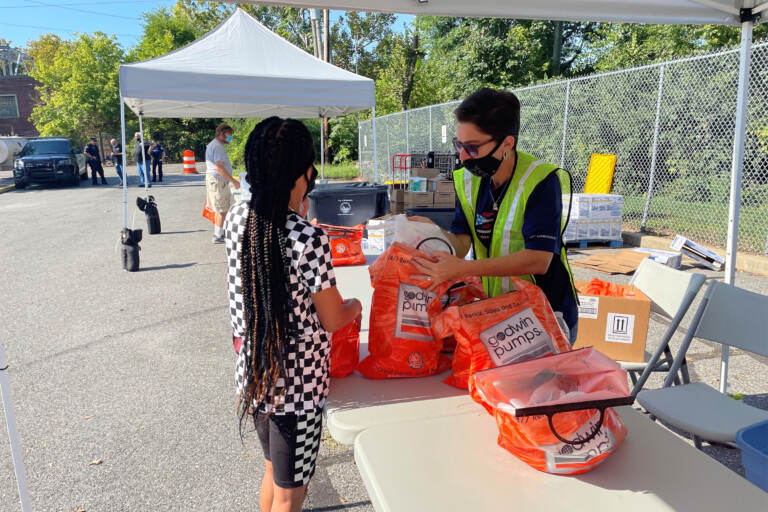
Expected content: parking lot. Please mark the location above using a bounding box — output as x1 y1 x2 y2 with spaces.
0 166 766 511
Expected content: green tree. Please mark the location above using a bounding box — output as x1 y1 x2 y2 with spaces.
28 32 123 147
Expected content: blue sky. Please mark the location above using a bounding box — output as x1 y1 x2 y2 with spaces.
0 1 413 50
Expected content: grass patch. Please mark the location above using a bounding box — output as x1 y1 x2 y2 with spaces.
232 163 360 181
621 194 768 253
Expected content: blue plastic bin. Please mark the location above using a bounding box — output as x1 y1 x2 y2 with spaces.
736 419 768 493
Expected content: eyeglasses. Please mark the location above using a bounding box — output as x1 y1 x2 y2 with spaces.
452 137 496 158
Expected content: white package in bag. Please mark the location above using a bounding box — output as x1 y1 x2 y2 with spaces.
393 214 455 255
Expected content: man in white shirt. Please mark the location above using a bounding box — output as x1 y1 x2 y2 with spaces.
206 123 241 243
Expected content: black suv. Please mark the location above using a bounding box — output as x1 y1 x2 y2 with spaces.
13 137 85 189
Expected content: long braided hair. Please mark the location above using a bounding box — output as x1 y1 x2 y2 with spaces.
238 117 315 428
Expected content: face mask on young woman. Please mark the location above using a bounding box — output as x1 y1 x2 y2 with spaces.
225 135 233 143
455 139 504 179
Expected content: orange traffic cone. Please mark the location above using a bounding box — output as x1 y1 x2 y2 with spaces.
183 150 198 174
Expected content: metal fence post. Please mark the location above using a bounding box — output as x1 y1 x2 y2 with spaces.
559 80 571 169
405 110 410 156
641 65 666 233
386 117 391 183
428 107 433 152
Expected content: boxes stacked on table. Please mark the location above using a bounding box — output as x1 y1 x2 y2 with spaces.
391 167 457 211
562 193 623 243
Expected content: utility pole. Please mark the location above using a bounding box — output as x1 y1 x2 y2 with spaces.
322 9 331 166
552 21 563 76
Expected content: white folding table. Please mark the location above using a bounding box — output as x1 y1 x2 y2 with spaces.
328 263 475 445
354 406 768 512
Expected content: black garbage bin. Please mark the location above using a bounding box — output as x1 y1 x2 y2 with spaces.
308 182 389 226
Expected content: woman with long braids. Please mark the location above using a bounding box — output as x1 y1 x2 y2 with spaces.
223 117 362 512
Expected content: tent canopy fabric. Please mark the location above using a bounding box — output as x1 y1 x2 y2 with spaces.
119 8 374 118
235 0 767 25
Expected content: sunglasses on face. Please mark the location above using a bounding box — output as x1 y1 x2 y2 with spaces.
452 137 497 158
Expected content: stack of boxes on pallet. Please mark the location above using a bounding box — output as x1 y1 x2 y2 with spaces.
390 166 457 213
562 193 623 243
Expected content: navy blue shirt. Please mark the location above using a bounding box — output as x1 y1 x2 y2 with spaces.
451 172 578 333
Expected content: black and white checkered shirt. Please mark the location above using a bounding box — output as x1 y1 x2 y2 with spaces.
224 201 336 414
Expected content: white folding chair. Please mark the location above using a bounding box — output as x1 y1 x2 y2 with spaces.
637 280 768 449
622 259 706 395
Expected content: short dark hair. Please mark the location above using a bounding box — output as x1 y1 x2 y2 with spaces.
454 88 520 139
215 123 234 136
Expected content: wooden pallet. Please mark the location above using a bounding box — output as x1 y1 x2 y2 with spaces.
566 238 623 249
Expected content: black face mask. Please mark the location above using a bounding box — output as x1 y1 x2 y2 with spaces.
462 139 504 179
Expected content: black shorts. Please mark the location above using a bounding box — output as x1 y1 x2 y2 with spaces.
254 409 323 488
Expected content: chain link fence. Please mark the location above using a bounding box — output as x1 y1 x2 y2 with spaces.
359 41 768 254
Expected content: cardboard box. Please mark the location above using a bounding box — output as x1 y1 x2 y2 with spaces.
563 218 621 242
365 215 395 254
631 248 682 269
572 280 651 362
563 194 623 220
433 192 456 207
391 202 405 214
428 178 455 194
570 250 649 274
411 167 440 179
670 235 725 270
408 176 428 192
403 191 434 207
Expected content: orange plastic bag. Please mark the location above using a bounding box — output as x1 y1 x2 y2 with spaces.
357 242 451 378
203 200 216 224
584 278 635 297
472 348 631 475
427 277 486 354
331 317 361 378
317 223 366 266
435 277 571 400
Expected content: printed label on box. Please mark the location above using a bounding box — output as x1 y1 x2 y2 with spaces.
478 307 556 366
578 296 599 319
605 312 635 344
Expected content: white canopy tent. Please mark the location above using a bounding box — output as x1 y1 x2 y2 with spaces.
116 8 377 229
239 0 765 392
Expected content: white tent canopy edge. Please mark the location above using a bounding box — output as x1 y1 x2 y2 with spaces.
116 8 378 234
236 0 765 393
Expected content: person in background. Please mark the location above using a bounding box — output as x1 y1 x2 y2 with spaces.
409 88 579 343
149 139 164 183
224 117 361 512
84 137 107 185
206 122 240 244
110 138 124 186
133 132 151 188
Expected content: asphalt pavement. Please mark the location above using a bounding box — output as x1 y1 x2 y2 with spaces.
0 164 766 511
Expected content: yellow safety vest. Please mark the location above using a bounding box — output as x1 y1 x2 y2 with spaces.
453 151 578 301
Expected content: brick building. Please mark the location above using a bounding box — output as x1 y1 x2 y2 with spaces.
0 76 40 137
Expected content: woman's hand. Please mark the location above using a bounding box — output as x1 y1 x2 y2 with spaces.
412 251 465 291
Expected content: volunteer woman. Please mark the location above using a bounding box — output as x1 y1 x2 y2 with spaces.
411 87 579 343
224 117 362 512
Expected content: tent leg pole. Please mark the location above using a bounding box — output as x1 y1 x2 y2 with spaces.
0 341 32 512
320 117 325 180
722 18 754 394
139 115 148 197
372 105 378 183
120 97 127 229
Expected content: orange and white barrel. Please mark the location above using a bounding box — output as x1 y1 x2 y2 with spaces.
183 150 197 174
